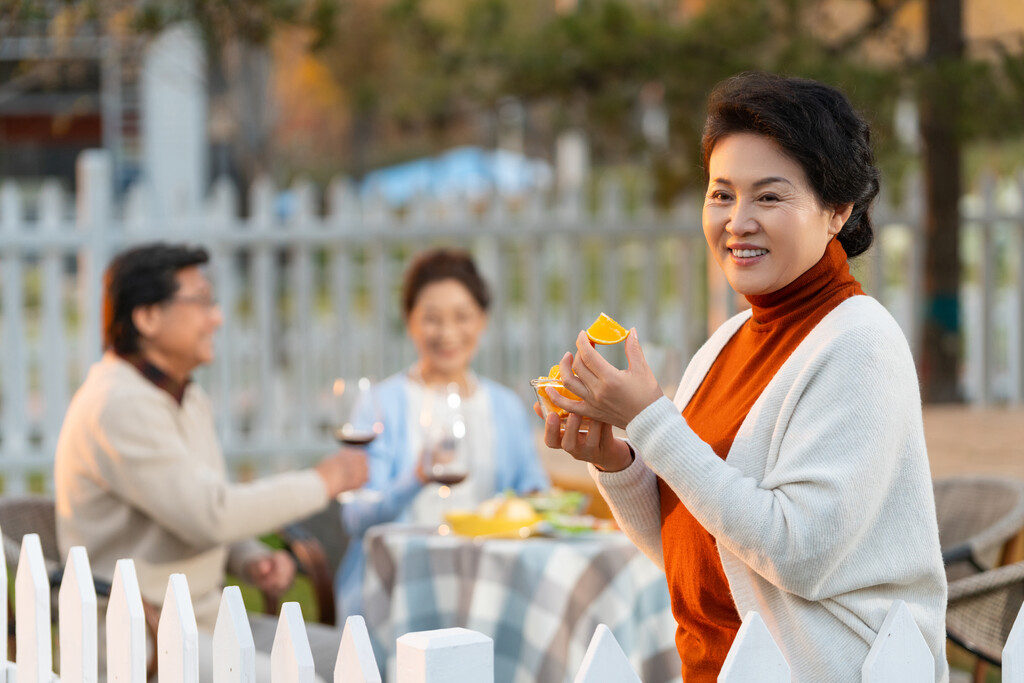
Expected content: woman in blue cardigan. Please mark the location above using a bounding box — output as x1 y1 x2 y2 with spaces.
335 248 550 619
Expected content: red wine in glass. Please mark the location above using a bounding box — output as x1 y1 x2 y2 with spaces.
334 427 378 446
430 469 468 485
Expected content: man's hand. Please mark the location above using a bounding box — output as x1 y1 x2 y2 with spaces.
244 550 296 600
314 448 369 498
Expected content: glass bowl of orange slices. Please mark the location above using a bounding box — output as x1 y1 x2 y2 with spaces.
533 314 629 433
532 364 591 433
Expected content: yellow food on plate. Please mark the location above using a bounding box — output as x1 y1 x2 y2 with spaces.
585 312 628 345
444 496 542 538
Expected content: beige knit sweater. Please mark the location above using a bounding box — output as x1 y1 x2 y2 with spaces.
592 296 949 682
55 353 329 631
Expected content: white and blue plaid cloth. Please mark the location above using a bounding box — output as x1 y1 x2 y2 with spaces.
363 524 682 683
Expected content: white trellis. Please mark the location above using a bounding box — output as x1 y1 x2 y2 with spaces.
0 529 1012 682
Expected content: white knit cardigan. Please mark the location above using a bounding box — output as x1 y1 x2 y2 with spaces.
592 295 949 682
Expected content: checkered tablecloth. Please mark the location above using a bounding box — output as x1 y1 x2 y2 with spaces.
362 524 682 683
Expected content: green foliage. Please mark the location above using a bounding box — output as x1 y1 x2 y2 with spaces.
131 0 338 55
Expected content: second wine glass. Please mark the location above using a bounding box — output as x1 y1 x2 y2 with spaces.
332 376 383 503
420 383 469 486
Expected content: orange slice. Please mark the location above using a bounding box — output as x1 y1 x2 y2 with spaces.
539 362 581 413
586 312 628 345
555 382 580 403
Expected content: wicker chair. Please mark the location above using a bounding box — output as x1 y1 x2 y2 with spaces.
934 475 1024 582
947 560 1024 681
0 494 337 672
934 476 1024 682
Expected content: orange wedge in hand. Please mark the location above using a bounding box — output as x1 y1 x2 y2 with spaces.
586 312 628 345
546 364 581 403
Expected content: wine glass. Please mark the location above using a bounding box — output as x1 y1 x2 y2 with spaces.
332 376 383 503
420 383 469 487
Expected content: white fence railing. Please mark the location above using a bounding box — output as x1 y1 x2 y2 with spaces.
0 152 1023 491
0 530 1011 682
0 532 991 679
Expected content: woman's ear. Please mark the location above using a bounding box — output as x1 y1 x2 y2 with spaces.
829 202 855 237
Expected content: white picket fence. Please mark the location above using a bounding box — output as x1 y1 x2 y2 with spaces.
1 531 1019 682
1 151 1023 491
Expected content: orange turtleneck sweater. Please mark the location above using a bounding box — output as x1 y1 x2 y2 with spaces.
658 238 865 682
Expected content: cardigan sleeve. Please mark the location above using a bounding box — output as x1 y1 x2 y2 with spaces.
628 317 927 601
93 390 329 548
590 454 665 568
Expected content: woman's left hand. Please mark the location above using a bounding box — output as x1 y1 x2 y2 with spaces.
543 412 633 472
547 328 664 429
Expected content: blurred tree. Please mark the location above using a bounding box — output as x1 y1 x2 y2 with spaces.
1 0 341 193
130 0 341 189
920 0 963 403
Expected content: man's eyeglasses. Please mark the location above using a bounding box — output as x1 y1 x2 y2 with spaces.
169 294 218 309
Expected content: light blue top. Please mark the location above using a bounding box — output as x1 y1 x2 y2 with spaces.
335 370 550 618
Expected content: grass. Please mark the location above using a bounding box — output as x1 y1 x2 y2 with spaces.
225 571 323 623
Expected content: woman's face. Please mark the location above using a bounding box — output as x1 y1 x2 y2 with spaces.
407 278 488 379
702 133 852 296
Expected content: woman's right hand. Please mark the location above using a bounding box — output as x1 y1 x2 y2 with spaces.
542 411 633 473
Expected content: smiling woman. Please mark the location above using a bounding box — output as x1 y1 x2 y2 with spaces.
334 248 550 621
702 133 853 297
541 72 949 683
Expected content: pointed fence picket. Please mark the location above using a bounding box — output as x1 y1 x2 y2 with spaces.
335 616 381 683
4 533 1024 682
159 574 200 683
573 624 642 683
107 559 148 683
861 600 935 682
718 612 790 683
16 533 53 683
271 603 317 683
212 586 257 683
59 546 98 683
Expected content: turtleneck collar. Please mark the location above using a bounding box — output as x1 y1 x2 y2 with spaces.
745 238 864 329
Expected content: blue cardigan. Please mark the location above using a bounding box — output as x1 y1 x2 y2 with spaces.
335 371 550 618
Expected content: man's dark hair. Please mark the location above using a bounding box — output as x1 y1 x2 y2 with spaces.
103 242 210 354
701 71 880 258
401 248 491 318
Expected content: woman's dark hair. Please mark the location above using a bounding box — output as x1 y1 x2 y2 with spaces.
401 248 491 317
701 71 879 258
103 242 210 354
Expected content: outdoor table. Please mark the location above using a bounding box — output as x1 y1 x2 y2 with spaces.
362 523 682 683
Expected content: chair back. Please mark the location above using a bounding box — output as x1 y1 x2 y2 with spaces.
934 476 1024 580
0 494 60 569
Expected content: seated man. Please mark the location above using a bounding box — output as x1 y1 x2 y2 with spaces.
55 242 367 682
